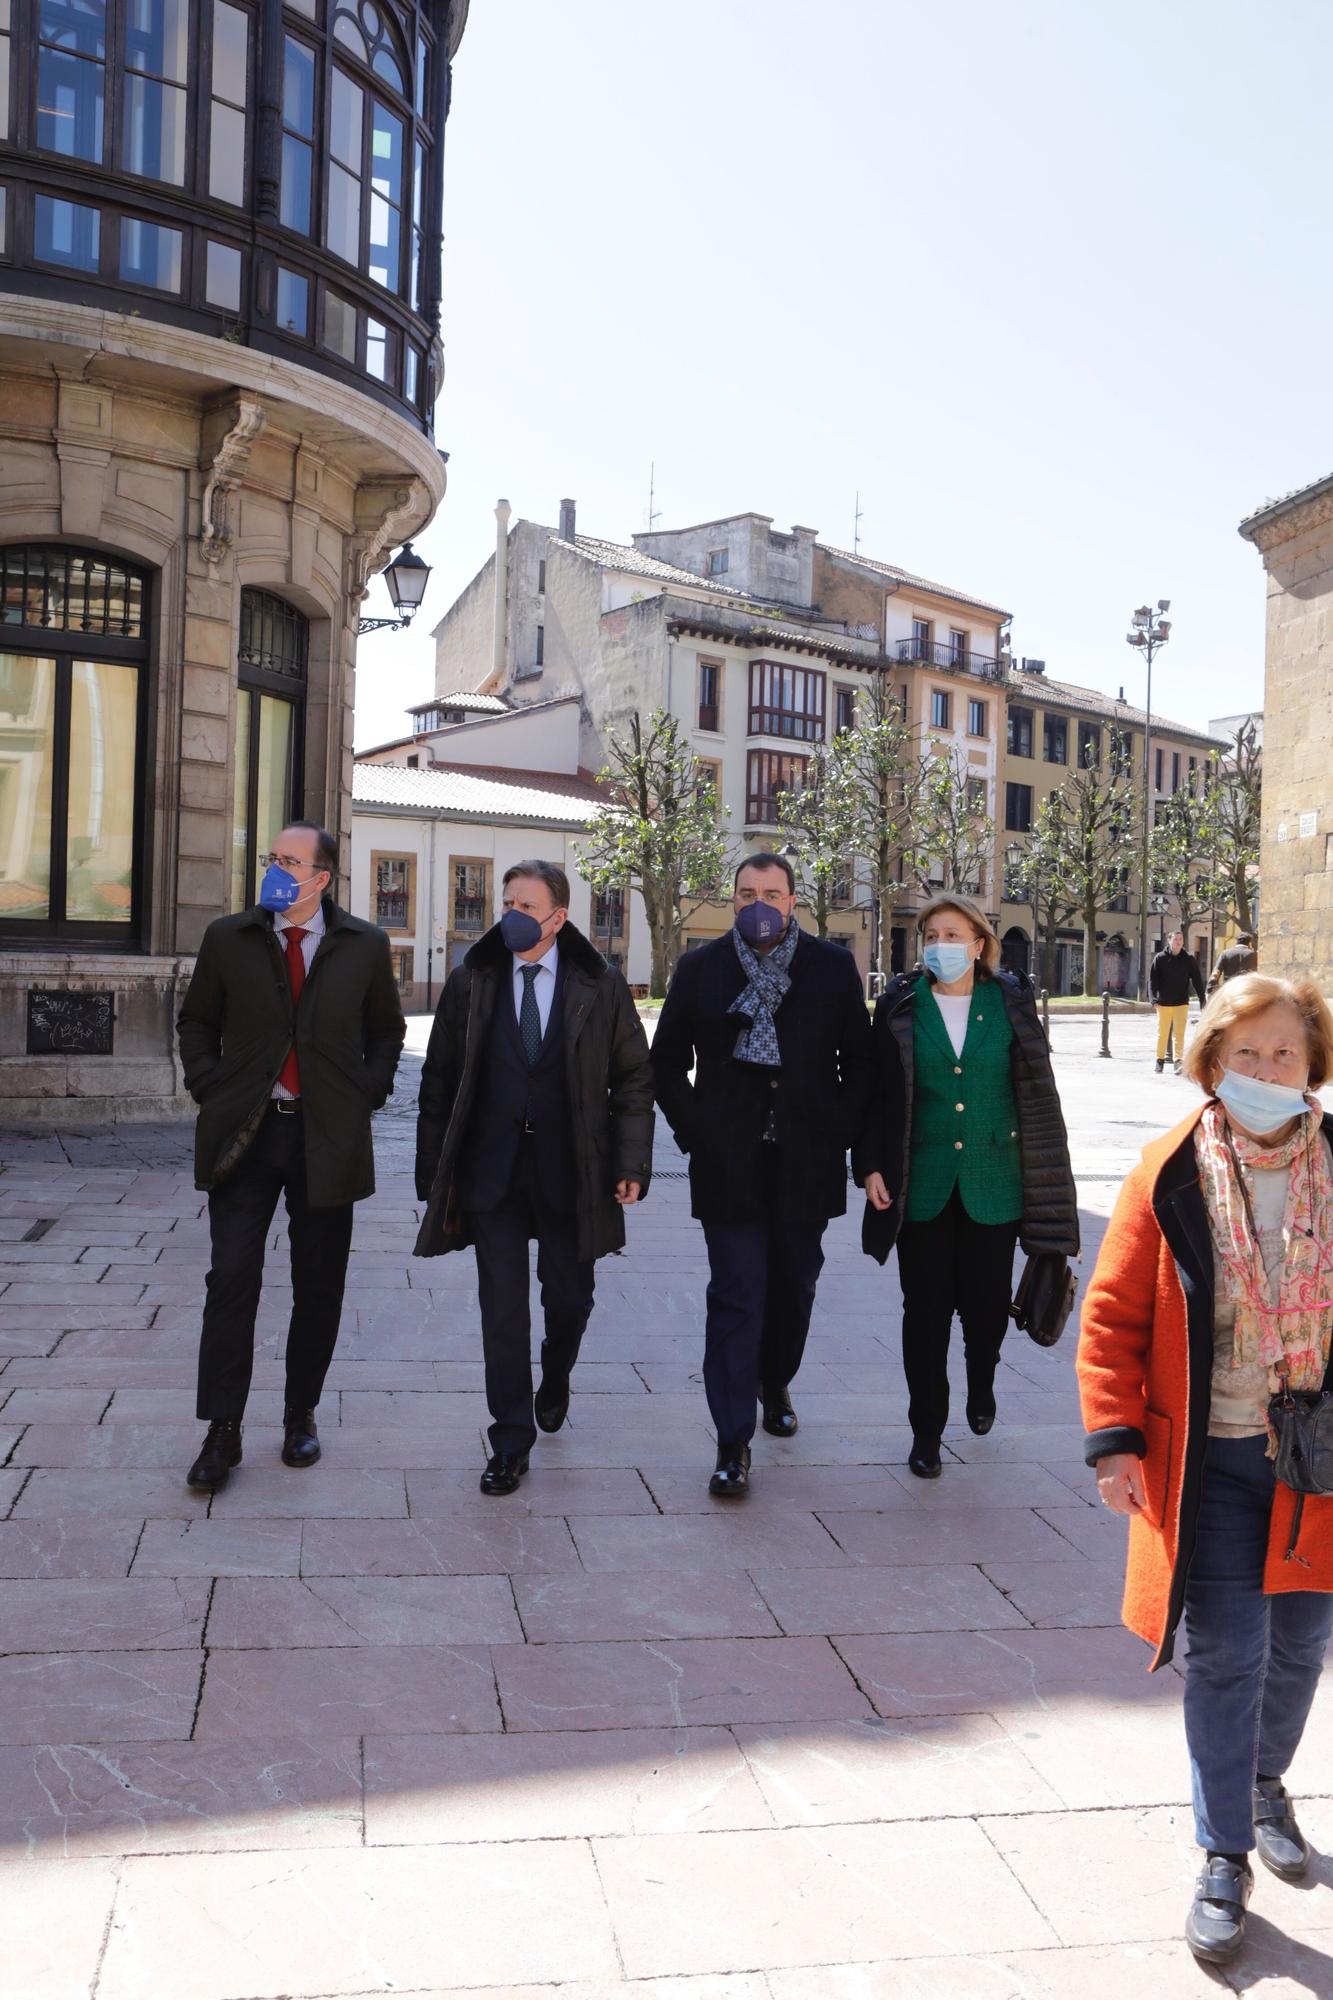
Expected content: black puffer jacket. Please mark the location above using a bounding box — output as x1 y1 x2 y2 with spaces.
853 966 1079 1265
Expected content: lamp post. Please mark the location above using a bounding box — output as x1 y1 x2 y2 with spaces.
357 543 432 635
1006 839 1041 988
1126 598 1172 998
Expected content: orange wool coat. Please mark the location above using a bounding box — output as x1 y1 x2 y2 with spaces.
1077 1105 1333 1670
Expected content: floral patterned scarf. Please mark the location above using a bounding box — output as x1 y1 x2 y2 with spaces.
1196 1099 1333 1432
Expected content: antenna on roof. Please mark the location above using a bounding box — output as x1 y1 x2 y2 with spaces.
647 463 662 532
853 491 864 555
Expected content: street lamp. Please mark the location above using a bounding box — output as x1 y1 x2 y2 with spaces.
1126 597 1172 999
357 543 432 634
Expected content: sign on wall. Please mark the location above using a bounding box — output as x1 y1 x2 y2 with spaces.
27 991 115 1056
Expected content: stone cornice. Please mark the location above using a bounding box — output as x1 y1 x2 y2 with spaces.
1240 483 1333 554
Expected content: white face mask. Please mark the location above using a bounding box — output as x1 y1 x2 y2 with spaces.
1214 1068 1310 1137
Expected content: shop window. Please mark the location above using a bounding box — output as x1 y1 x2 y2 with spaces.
230 588 308 912
0 546 148 945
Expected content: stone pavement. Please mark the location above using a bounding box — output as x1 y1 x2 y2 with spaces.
1 1014 1331 1999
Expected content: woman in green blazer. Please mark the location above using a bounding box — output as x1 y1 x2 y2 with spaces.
858 895 1078 1478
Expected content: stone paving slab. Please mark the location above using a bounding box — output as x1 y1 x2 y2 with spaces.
1 1017 1331 1995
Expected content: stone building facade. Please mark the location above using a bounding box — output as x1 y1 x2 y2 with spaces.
0 0 470 1116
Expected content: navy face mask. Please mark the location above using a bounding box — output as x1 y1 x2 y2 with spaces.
735 901 788 946
500 908 551 952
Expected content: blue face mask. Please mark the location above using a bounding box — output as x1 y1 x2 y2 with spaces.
259 863 305 913
924 941 975 984
736 900 788 946
500 907 552 953
1215 1068 1310 1137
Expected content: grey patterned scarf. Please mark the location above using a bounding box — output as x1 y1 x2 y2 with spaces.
729 921 799 1066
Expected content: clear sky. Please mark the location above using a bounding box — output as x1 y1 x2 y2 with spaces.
353 0 1329 751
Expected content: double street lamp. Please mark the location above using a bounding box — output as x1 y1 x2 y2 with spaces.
1126 599 1172 999
357 543 432 635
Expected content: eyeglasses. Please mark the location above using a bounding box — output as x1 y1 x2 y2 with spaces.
262 852 321 875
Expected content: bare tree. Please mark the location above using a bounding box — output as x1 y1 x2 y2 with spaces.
913 748 994 899
1203 717 1262 936
1027 754 1139 996
832 674 928 975
776 743 859 939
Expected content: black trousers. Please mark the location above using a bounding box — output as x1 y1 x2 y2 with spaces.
196 1104 354 1421
467 1140 596 1457
894 1185 1020 1446
700 1151 828 1448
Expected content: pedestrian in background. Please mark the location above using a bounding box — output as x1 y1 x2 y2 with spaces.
858 895 1077 1478
414 861 653 1496
1078 972 1333 1966
1208 930 1258 996
177 822 405 1490
652 852 873 1498
1150 928 1206 1073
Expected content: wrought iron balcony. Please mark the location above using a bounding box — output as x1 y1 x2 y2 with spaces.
894 638 1003 680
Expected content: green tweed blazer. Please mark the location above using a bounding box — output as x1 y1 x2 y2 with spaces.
905 976 1023 1224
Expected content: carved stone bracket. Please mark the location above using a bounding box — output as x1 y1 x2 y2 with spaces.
346 476 428 605
199 398 267 563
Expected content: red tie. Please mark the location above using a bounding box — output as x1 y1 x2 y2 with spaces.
276 927 308 1097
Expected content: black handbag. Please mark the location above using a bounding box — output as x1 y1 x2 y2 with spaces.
1011 1252 1078 1348
1267 1380 1333 1566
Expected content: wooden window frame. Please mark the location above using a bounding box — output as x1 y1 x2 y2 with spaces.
930 687 951 730
1007 703 1034 758
371 848 415 934
745 747 808 825
448 854 491 938
747 658 826 742
697 655 722 733
966 696 987 737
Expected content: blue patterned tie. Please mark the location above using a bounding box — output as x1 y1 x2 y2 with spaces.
519 963 542 1066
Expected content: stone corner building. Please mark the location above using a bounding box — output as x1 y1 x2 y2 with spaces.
1239 473 1333 986
0 0 470 1118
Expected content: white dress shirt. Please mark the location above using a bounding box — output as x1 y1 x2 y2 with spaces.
512 938 559 1041
272 902 325 1099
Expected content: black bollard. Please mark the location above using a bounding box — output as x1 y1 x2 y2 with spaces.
1099 987 1112 1058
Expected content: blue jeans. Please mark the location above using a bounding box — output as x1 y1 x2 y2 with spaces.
1182 1434 1333 1853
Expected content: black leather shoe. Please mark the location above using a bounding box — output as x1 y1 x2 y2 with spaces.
480 1452 529 1497
709 1442 751 1497
534 1379 570 1434
187 1418 242 1490
761 1386 798 1438
281 1407 320 1468
1253 1778 1310 1880
907 1437 942 1479
1185 1854 1252 1964
1154 1059 1165 1073
966 1390 996 1436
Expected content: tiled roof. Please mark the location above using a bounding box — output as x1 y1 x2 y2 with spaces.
1005 671 1227 746
819 544 1010 618
409 692 509 714
664 607 885 663
556 534 737 594
352 760 602 825
1239 471 1333 535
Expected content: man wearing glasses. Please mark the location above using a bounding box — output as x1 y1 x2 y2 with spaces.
176 822 405 1489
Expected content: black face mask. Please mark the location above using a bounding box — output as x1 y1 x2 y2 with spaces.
500 908 554 952
735 902 788 946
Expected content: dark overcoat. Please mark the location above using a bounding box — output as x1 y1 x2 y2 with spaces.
650 927 874 1226
176 899 406 1208
853 966 1079 1264
413 921 655 1263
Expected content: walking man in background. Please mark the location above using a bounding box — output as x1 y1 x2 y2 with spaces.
414 860 654 1496
1150 928 1206 1074
176 822 406 1489
1207 930 1258 995
652 853 874 1497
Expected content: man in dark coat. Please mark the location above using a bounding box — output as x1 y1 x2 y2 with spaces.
414 859 654 1496
176 821 405 1490
1149 930 1206 1073
651 852 875 1497
1207 931 1257 994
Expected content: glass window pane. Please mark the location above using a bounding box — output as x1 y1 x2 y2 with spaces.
275 265 308 333
0 653 55 921
39 0 105 59
0 186 7 254
212 0 248 102
333 12 366 59
415 30 427 115
205 239 241 310
330 67 362 168
37 48 104 160
119 216 181 290
320 290 356 362
34 195 100 271
285 0 315 15
371 44 402 91
65 660 138 921
283 36 315 136
412 137 424 225
209 100 245 204
404 343 419 405
229 684 250 912
279 132 311 232
371 100 402 200
326 161 360 264
123 75 185 182
255 697 295 900
125 0 188 80
367 192 399 292
410 227 420 311
365 316 386 381
0 38 10 144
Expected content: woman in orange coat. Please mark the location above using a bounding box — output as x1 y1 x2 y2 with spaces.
1078 973 1333 1967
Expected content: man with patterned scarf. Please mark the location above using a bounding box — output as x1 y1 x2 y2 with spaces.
652 853 874 1496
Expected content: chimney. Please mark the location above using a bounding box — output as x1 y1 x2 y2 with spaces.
493 499 511 678
558 497 576 541
1021 657 1045 676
